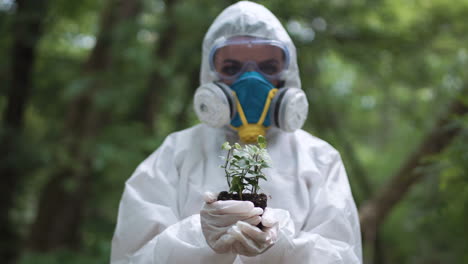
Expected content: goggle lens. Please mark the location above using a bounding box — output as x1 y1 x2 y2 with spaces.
210 38 289 81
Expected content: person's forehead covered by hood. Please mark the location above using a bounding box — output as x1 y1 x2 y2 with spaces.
200 1 301 89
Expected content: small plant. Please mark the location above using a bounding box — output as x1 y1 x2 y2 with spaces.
219 135 272 200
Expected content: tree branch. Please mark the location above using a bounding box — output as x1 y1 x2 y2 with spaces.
359 86 468 244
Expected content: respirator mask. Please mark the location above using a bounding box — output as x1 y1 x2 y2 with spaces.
194 37 309 143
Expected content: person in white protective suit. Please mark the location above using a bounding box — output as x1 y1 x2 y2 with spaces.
111 1 362 263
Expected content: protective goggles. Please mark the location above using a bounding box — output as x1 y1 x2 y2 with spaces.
209 37 290 81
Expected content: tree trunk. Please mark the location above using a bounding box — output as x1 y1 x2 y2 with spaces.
359 86 468 259
0 0 49 263
27 0 142 251
140 0 178 131
173 68 200 131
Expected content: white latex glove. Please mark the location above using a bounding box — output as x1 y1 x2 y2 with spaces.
228 207 280 256
200 192 263 253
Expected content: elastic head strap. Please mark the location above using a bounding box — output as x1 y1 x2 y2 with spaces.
257 88 278 125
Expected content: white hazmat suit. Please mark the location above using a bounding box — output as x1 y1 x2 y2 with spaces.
111 1 362 263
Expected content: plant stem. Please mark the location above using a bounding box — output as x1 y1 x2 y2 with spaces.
243 168 249 194
225 149 231 188
254 154 259 194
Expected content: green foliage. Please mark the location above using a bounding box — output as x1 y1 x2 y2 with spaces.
19 245 110 264
220 135 272 198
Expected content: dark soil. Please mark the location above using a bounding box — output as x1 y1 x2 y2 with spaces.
217 191 268 228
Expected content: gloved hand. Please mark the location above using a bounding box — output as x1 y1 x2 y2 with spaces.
228 207 281 256
200 192 263 253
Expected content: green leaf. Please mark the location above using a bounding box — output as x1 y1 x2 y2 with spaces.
257 135 265 144
251 145 259 153
234 143 242 149
246 177 258 186
261 161 271 168
230 175 246 194
258 175 267 181
237 159 248 168
222 142 232 150
258 135 266 148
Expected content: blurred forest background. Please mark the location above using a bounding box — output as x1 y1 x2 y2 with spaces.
1 0 467 263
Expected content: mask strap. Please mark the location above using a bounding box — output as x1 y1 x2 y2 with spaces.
257 88 278 125
232 91 249 126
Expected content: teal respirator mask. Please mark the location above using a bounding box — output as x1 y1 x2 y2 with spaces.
193 37 309 143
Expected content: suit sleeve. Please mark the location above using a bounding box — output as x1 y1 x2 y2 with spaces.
239 151 362 264
110 135 237 264
290 152 363 263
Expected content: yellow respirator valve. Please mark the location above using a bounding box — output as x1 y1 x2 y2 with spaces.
238 124 266 143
